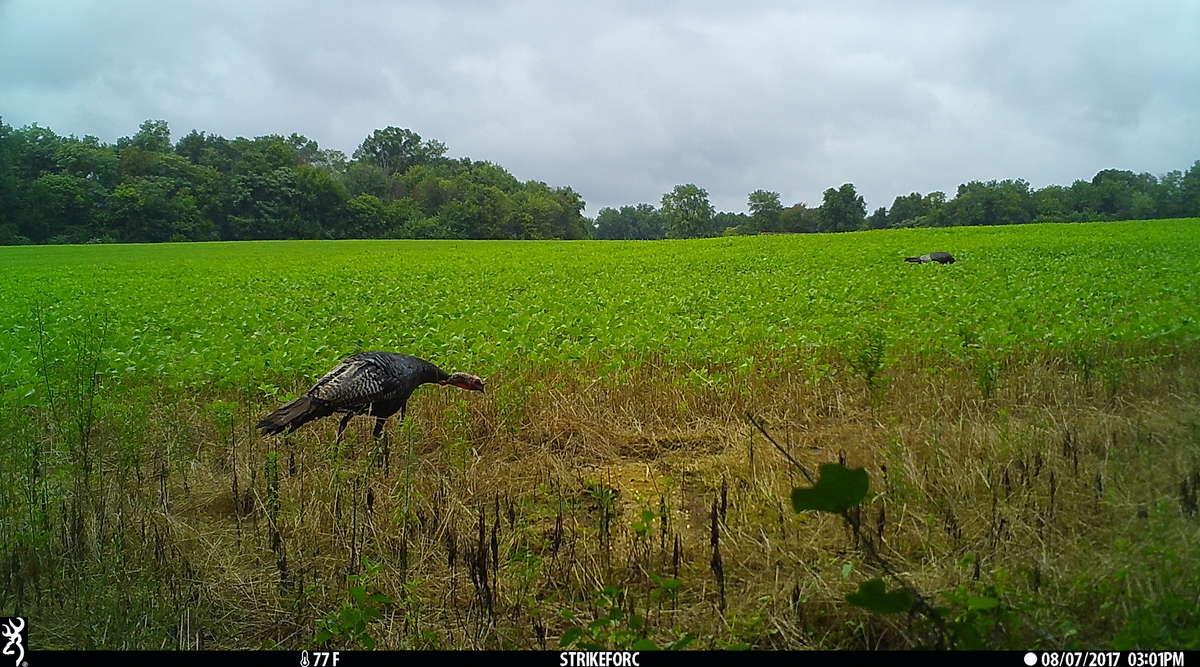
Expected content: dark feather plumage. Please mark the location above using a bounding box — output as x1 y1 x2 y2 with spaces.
258 352 480 440
904 251 955 264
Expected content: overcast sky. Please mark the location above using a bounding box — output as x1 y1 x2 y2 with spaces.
2 0 1197 216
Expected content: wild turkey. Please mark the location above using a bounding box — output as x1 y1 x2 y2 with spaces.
257 351 484 441
904 251 956 264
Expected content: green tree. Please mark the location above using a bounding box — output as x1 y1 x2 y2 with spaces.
312 149 349 173
383 197 423 237
888 192 930 228
54 138 119 188
352 127 447 175
595 204 665 240
473 184 516 239
512 190 562 239
1032 185 1071 221
1067 179 1102 219
11 115 1194 245
747 189 783 233
294 164 348 233
1178 160 1200 216
120 148 203 182
434 199 480 239
943 179 1033 226
819 183 866 232
713 211 748 235
1131 192 1157 219
342 162 391 199
0 119 20 242
1090 169 1142 219
287 133 322 165
175 130 237 173
19 173 106 243
397 215 446 239
466 161 521 192
121 119 172 154
1156 170 1186 217
343 194 388 238
442 176 513 238
104 176 215 242
661 184 715 238
227 168 308 239
779 203 819 233
8 123 62 177
549 184 590 239
866 206 889 229
408 172 450 216
231 135 299 175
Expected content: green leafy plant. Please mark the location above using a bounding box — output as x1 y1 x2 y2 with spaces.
559 585 694 651
848 328 888 394
315 557 393 649
750 415 956 645
938 578 1022 649
631 508 657 538
791 463 869 514
847 578 916 614
649 573 681 607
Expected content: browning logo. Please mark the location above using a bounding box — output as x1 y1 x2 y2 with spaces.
0 618 24 667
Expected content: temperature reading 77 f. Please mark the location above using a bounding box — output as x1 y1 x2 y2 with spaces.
311 651 340 666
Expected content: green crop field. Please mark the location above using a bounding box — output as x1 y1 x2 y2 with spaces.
2 218 1199 651
3 219 1197 398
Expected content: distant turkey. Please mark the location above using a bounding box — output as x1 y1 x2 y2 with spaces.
257 351 485 441
904 251 956 264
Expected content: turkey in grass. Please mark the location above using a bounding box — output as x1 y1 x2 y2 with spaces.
904 251 956 264
257 352 485 441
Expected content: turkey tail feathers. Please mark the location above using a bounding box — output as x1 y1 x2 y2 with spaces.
904 256 922 263
257 396 331 436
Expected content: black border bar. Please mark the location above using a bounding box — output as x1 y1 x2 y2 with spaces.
23 650 1200 667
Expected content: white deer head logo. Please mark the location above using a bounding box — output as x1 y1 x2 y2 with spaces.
1 618 23 667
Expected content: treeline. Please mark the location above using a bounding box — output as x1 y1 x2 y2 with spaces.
0 119 590 244
3 116 1199 245
597 163 1200 239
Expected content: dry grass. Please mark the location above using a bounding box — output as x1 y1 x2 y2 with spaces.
3 347 1199 649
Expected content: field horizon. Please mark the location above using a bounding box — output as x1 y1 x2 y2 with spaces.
2 218 1199 650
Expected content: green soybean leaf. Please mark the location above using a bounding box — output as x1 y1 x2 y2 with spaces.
559 627 583 647
631 638 659 651
846 578 915 614
791 463 869 514
967 595 999 610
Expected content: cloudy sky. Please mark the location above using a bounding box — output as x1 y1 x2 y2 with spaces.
2 0 1197 215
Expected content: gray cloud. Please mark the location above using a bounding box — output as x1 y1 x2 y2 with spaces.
2 0 1197 215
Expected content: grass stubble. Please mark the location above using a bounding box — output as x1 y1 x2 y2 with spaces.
2 342 1198 650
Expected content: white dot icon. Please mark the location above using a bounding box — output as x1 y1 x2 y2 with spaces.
1023 653 1038 666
